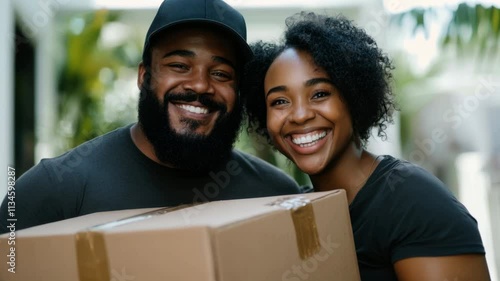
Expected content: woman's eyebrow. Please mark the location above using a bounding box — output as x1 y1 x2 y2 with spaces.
304 78 334 87
266 85 287 97
266 77 334 97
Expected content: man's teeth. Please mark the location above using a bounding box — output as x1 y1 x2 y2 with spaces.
178 104 209 114
292 131 327 147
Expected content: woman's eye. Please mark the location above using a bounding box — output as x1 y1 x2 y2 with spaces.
312 91 331 99
270 99 288 107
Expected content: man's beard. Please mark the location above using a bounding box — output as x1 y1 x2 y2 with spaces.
137 79 243 173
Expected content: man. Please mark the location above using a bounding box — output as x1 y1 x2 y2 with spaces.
0 0 300 233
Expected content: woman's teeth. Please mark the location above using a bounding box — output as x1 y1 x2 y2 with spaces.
291 131 327 147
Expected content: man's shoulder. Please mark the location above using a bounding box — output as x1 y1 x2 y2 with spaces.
43 125 131 163
231 149 282 173
27 125 133 181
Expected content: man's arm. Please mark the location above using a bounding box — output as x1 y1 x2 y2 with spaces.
0 192 39 234
0 162 66 234
394 254 491 281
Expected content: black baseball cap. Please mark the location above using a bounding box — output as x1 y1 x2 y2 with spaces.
143 0 253 64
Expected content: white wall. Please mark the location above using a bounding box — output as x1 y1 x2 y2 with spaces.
0 0 14 201
34 21 58 162
14 0 92 162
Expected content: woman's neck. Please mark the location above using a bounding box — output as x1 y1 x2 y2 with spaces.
310 145 379 204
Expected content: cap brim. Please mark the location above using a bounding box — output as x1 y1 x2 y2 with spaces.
145 19 253 64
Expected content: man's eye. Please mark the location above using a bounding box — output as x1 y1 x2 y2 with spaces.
168 63 188 70
212 71 232 81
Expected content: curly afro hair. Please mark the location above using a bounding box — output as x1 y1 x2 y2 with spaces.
242 12 397 147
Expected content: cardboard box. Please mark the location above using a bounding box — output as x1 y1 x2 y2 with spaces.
0 190 360 281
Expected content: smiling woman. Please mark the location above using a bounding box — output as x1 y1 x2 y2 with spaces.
243 11 492 281
264 48 354 176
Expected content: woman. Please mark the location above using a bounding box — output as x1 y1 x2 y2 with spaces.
243 12 491 280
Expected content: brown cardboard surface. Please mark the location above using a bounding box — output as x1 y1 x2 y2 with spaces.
214 190 359 281
0 190 360 281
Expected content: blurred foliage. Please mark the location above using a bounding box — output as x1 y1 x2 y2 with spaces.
443 3 500 55
390 51 447 155
390 3 500 152
56 10 139 150
392 3 500 67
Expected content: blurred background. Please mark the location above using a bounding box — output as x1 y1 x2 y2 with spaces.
1 0 499 278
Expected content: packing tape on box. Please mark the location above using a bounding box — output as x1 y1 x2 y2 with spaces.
267 196 320 260
75 204 196 281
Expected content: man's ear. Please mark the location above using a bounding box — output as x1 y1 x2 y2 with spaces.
138 62 146 90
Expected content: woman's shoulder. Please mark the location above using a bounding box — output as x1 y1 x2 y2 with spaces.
372 155 449 196
369 155 475 223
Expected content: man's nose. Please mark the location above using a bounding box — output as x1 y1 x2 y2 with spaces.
182 68 214 95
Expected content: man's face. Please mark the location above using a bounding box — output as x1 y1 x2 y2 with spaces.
137 26 243 171
140 25 239 136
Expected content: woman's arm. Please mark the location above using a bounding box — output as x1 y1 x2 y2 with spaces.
394 254 491 281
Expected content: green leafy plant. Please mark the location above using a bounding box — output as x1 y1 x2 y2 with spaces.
56 10 139 150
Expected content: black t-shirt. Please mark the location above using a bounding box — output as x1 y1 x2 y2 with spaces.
350 155 485 280
0 124 301 233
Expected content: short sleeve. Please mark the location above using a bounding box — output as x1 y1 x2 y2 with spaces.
384 164 485 263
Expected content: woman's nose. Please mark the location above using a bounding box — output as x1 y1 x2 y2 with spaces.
288 102 315 124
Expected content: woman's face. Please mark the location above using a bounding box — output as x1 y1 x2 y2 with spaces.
264 48 354 175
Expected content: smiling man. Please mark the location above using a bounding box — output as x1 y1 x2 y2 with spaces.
0 0 301 233
134 24 243 172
